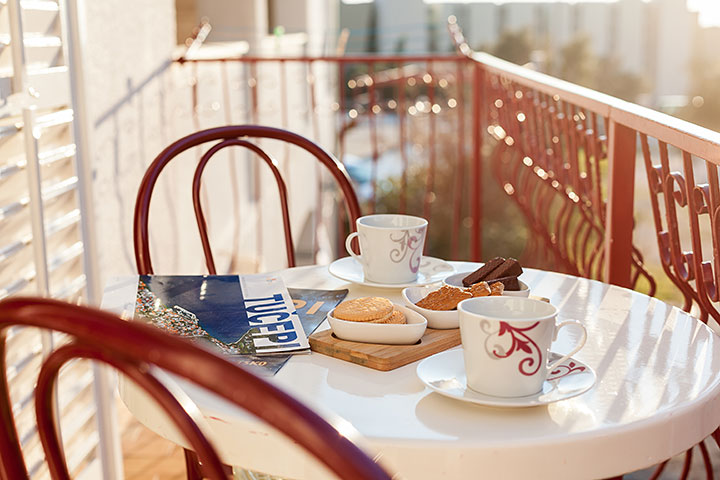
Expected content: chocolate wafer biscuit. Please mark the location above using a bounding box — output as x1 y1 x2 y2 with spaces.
485 258 523 281
489 276 520 291
462 257 505 287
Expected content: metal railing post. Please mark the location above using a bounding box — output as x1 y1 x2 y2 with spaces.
604 119 637 287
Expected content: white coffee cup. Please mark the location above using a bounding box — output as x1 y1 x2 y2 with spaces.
457 296 587 397
345 214 428 284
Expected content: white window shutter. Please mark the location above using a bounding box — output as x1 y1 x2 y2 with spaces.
1 0 122 478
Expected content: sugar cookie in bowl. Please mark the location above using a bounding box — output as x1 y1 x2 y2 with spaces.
328 297 426 344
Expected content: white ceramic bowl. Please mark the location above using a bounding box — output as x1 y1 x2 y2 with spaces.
327 304 427 345
402 286 459 329
443 272 530 297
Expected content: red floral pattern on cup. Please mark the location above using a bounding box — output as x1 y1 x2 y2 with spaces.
482 320 541 376
547 360 587 381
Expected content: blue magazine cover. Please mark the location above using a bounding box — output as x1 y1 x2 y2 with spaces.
224 287 349 375
134 274 347 375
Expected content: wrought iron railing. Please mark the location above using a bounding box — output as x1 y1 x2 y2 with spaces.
174 49 479 268
174 20 720 321
447 17 720 477
448 17 720 320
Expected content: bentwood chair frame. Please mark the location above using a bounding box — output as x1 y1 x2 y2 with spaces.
134 125 362 275
0 297 390 480
133 125 362 478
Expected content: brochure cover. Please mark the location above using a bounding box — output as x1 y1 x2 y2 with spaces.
222 288 348 375
136 274 309 355
134 275 347 375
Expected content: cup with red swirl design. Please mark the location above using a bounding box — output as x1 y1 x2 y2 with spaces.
457 296 587 397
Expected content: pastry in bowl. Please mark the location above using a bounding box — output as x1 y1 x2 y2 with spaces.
402 283 503 329
403 287 459 329
415 285 471 311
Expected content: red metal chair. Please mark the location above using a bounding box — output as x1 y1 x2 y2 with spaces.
133 126 363 477
0 296 391 480
133 125 362 275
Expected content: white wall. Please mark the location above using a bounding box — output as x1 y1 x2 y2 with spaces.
339 1 373 53
84 0 256 278
83 0 337 282
468 4 500 50
83 0 188 279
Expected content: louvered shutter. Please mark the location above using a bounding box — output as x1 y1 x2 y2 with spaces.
0 0 121 478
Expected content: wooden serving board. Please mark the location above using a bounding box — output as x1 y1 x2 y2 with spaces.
308 328 461 371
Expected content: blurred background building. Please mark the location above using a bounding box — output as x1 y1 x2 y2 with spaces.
339 0 720 111
176 0 720 121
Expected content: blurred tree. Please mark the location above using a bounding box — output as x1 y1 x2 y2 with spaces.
678 55 720 131
485 32 646 102
556 35 595 87
549 35 646 103
490 29 533 66
373 133 528 261
594 56 646 102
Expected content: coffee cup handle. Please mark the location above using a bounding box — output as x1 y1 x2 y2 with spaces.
548 320 587 372
345 232 361 261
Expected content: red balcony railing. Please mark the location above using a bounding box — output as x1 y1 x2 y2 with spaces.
447 17 720 326
172 20 720 323
175 41 479 266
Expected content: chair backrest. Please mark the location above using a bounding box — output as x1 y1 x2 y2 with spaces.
134 125 362 275
0 297 391 480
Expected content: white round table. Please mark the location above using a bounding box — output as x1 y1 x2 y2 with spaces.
107 262 720 479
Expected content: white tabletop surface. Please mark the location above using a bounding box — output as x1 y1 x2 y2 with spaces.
102 262 720 479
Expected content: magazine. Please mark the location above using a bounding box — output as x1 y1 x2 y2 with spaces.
134 274 347 375
217 288 349 375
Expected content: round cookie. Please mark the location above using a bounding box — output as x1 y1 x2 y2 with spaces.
333 296 394 322
369 308 406 324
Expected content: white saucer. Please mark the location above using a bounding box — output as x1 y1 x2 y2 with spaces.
416 349 595 407
328 256 454 288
